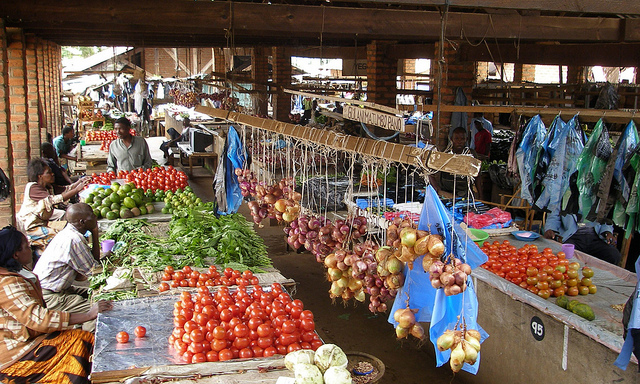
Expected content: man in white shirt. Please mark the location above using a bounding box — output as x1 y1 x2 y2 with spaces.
107 116 153 172
33 203 100 330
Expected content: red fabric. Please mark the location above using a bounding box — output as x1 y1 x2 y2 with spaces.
474 129 492 156
29 184 51 202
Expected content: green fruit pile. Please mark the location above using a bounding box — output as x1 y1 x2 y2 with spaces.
147 186 203 215
84 182 156 220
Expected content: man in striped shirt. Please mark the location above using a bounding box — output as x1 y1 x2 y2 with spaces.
33 203 100 330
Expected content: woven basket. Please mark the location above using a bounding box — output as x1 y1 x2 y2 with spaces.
346 351 385 384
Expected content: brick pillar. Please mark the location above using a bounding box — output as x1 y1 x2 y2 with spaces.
51 43 61 129
25 36 40 154
432 41 475 149
272 46 291 122
522 64 536 82
0 20 15 226
41 40 52 135
214 48 226 75
7 28 30 210
567 66 585 84
251 47 269 116
35 38 47 141
366 40 398 108
513 63 524 83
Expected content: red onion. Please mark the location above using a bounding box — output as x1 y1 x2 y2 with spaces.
336 261 347 271
283 227 291 235
364 275 374 286
369 286 380 296
340 225 350 234
258 208 268 219
359 224 367 234
290 220 299 229
306 231 318 239
375 278 384 288
293 240 301 249
367 262 378 274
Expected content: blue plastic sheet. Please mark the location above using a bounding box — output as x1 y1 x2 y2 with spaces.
612 121 639 227
219 126 245 215
516 115 547 205
388 185 488 374
576 119 612 218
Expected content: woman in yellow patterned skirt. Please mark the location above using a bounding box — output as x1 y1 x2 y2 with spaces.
0 226 112 383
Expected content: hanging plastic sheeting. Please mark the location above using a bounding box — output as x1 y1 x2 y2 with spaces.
534 114 583 214
576 119 612 219
624 148 640 237
449 87 468 139
217 126 245 215
610 122 639 230
614 256 640 371
533 115 564 202
388 185 488 375
516 115 547 205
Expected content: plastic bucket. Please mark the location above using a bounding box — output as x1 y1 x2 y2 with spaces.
562 243 575 259
469 228 489 247
101 239 115 253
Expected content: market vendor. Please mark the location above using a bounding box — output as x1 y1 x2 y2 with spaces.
52 126 77 162
33 203 101 331
107 116 152 173
543 212 621 265
471 120 491 160
16 159 90 252
159 117 193 158
434 127 475 196
469 112 493 151
0 226 112 383
41 142 73 187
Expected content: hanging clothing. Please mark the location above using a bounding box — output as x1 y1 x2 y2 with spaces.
576 119 612 219
611 122 639 230
449 87 468 138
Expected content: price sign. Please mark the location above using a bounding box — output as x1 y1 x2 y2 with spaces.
530 316 545 341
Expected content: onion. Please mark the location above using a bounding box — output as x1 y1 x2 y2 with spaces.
234 168 243 176
274 199 287 213
463 340 478 365
282 212 296 222
336 276 349 288
308 219 320 230
410 323 425 339
427 235 445 257
370 296 380 308
348 278 363 291
439 272 454 286
431 278 443 289
293 240 301 249
413 236 429 255
283 227 291 235
320 226 331 235
386 257 403 274
400 228 418 247
375 277 384 288
328 268 342 281
324 254 338 268
436 330 455 351
351 231 361 239
292 191 302 201
465 334 481 352
376 247 392 263
258 208 268 219
454 270 467 286
450 343 465 372
330 282 344 297
340 225 350 235
395 308 415 328
368 303 377 313
377 302 387 312
354 289 366 302
367 261 377 274
396 326 410 339
307 231 318 239
290 220 299 229
459 263 472 276
447 284 462 296
369 286 380 297
465 330 482 343
344 254 358 267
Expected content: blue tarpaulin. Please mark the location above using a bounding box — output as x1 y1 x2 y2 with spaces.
219 126 245 215
516 115 547 205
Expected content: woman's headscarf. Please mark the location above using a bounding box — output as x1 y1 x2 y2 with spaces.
0 226 25 272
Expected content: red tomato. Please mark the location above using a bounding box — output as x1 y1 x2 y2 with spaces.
287 343 302 353
263 346 277 357
206 350 219 362
239 348 253 359
158 282 170 292
299 310 314 321
257 337 273 349
134 326 147 338
116 331 129 343
310 340 323 350
174 315 187 327
212 338 228 352
281 320 296 334
257 324 273 338
234 324 250 338
233 337 251 350
190 329 204 343
218 349 233 361
192 352 207 363
174 340 188 354
188 341 204 354
300 319 315 332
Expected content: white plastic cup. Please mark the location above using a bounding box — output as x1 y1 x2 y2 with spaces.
562 243 575 259
101 239 116 253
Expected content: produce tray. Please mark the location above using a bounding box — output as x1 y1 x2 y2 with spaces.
92 293 288 383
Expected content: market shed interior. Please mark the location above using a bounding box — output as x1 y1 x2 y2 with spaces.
2 1 640 383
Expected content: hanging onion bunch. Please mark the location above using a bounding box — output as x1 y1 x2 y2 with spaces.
393 307 425 340
386 218 445 270
428 258 473 296
436 328 482 372
169 88 198 108
235 168 258 198
284 215 330 257
323 249 368 303
364 246 402 314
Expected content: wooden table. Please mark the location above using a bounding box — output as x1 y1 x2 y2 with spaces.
176 142 218 177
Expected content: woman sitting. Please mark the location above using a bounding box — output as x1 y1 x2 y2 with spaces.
0 226 112 384
16 159 90 252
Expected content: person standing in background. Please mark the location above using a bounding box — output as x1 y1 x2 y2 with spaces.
472 120 492 160
469 112 493 151
52 126 77 163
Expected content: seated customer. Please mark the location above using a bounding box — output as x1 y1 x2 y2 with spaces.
160 117 193 158
543 212 621 265
16 159 90 251
52 126 77 163
107 117 152 173
33 203 100 331
0 226 112 383
41 142 72 187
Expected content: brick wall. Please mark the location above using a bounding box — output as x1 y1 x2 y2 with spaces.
143 48 215 78
567 66 585 84
272 47 291 122
432 41 475 149
0 21 15 225
366 40 398 108
522 64 536 82
214 48 226 74
0 21 62 227
251 47 269 116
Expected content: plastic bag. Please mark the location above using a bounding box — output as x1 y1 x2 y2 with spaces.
533 115 564 201
535 114 583 214
388 185 488 375
516 115 547 205
612 121 639 228
576 119 612 218
218 126 245 215
300 176 351 212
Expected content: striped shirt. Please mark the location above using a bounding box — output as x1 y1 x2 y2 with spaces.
0 268 70 370
33 225 98 292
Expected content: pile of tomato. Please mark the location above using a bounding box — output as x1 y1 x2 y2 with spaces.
480 241 596 299
169 282 322 364
158 266 260 292
89 166 188 192
86 129 136 151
